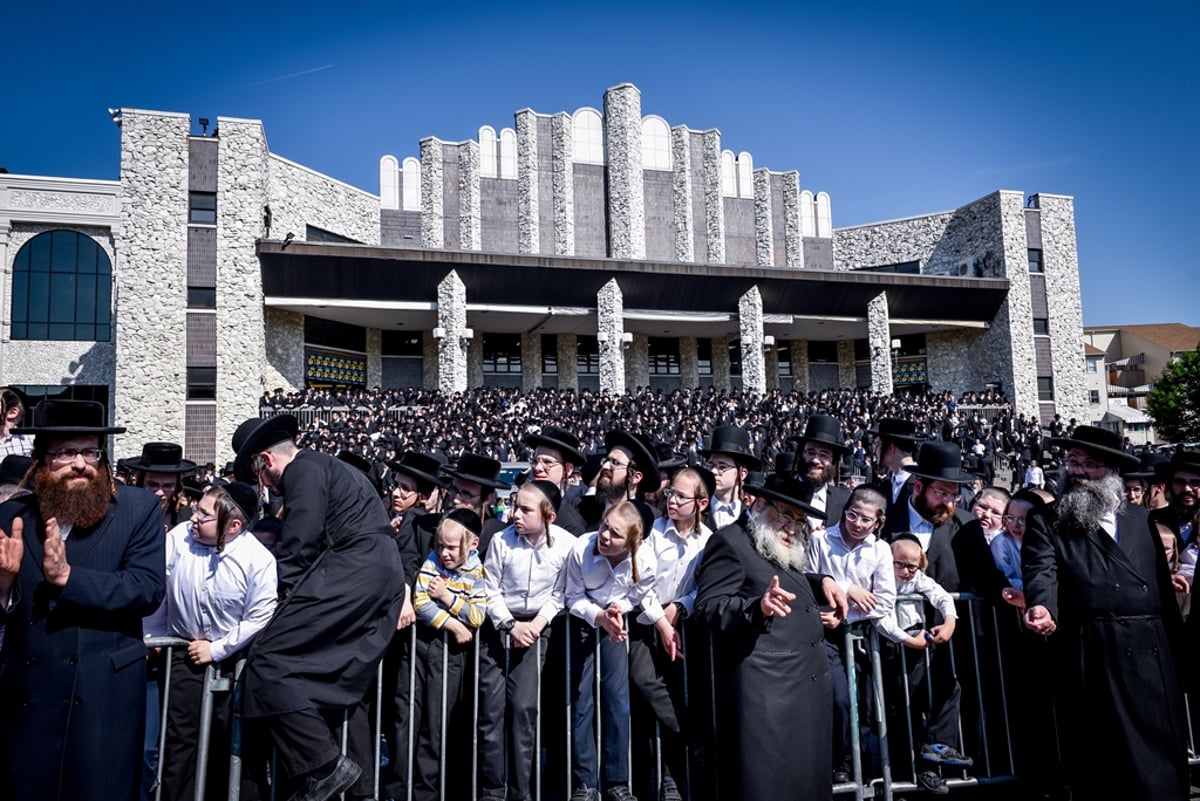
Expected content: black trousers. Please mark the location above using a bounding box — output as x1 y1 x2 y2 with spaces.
628 618 689 798
412 628 471 801
823 635 853 770
381 626 416 801
883 638 963 771
478 620 551 801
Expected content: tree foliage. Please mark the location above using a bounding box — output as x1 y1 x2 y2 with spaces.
1147 342 1200 443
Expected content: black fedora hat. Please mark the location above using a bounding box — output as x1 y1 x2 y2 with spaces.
1051 426 1140 472
524 425 585 467
337 450 381 494
604 430 661 494
743 474 826 521
441 452 512 491
231 414 299 483
907 441 974 485
1126 452 1168 480
652 441 687 472
124 442 199 476
13 399 125 436
0 454 31 485
1167 451 1200 479
698 424 761 470
774 451 798 477
389 451 450 492
797 414 849 456
868 417 922 445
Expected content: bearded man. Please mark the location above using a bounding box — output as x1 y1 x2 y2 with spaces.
577 430 659 532
795 414 850 525
695 475 847 801
1023 426 1187 801
0 400 165 801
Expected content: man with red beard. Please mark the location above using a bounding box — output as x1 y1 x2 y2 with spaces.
795 414 851 527
1023 426 1186 801
0 400 165 801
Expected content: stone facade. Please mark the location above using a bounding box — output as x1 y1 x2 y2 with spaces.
837 340 856 389
420 139 444 248
603 84 645 260
739 286 766 393
597 278 625 393
436 271 468 392
671 127 694 263
556 333 578 391
458 141 481 251
626 332 650 390
791 340 810 392
712 335 731 390
679 336 699 388
867 291 893 395
516 111 538 254
520 332 541 392
753 171 774 267
1038 194 1088 424
422 331 437 390
366 328 382 387
263 307 304 391
550 112 574 256
702 131 725 264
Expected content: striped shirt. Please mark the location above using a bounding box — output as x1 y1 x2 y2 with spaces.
414 550 487 631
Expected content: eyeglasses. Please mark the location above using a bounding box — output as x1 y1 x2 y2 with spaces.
1123 486 1145 495
143 479 177 493
766 499 809 529
843 509 878 525
802 446 834 462
706 461 737 474
664 488 698 503
601 455 631 470
191 508 216 523
924 485 960 504
893 560 921 573
532 456 562 469
1173 478 1200 490
47 448 104 466
393 484 419 496
1066 458 1106 472
1002 515 1026 526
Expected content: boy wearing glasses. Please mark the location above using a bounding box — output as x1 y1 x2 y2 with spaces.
698 424 761 530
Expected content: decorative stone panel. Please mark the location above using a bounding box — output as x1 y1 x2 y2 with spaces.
753 171 774 267
263 307 304 392
516 110 539 254
679 336 699 388
701 131 725 264
603 85 645 260
867 292 893 395
459 141 481 251
781 172 803 269
467 335 484 389
765 345 780 391
420 138 444 248
791 340 810 393
711 336 731 390
625 332 650 391
597 279 626 394
521 332 541 392
436 270 468 392
837 340 856 389
366 328 382 387
268 155 380 246
551 112 574 256
1037 194 1087 424
422 331 437 390
739 286 766 393
671 127 694 262
557 333 579 391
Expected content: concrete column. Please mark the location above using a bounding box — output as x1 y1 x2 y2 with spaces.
867 291 893 396
467 336 484 389
551 112 574 256
625 332 650 391
458 141 481 251
791 339 810 393
837 340 856 389
557 333 579 392
765 343 780 391
597 278 626 394
436 270 468 393
520 332 541 392
753 170 774 267
422 330 437 390
516 110 539 254
712 336 731 391
679 336 699 388
701 131 725 264
671 126 694 262
604 84 645 260
782 171 804 269
739 286 766 393
420 138 444 248
366 327 382 388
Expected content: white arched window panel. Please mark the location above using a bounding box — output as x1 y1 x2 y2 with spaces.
816 192 833 238
499 128 517 179
401 157 421 211
479 126 497 178
379 155 400 210
799 190 816 237
572 108 605 164
720 150 736 197
736 152 754 199
640 116 671 171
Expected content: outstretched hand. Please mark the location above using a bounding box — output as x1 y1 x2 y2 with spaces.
761 575 796 618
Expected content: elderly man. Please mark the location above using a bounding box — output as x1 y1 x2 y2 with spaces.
1023 426 1187 801
0 400 165 801
232 413 405 801
695 474 848 801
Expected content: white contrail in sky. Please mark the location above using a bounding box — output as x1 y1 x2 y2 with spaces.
241 64 336 88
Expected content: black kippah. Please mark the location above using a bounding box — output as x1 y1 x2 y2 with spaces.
444 507 482 537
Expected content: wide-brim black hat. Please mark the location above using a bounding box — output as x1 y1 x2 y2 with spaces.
698 424 761 470
0 454 32 485
231 414 299 483
742 474 826 521
441 452 511 490
1051 426 1140 471
774 450 798 476
123 442 199 476
524 425 585 467
652 441 687 472
604 430 661 494
797 414 849 455
1126 452 1168 480
389 451 450 491
868 417 922 445
906 441 974 485
13 399 125 436
1167 451 1200 479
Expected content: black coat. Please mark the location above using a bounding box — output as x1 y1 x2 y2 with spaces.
694 524 832 801
0 487 165 801
243 449 406 717
1023 503 1187 801
824 483 850 525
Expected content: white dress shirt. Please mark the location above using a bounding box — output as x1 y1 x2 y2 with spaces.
906 501 935 552
807 523 896 625
710 496 742 529
637 517 712 625
875 570 957 644
144 521 278 663
482 523 576 629
565 532 656 627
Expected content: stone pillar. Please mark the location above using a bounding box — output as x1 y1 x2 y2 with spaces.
625 332 650 391
366 327 382 388
753 170 774 267
837 340 856 389
263 308 305 392
867 291 893 396
422 330 437 390
520 332 541 391
1038 193 1088 424
739 286 766 393
458 141 481 251
782 171 804 269
516 110 539 254
436 270 468 393
467 336 484 389
671 126 694 262
604 84 645 260
791 340 810 393
420 138 444 248
597 278 626 394
679 336 699 388
557 333 579 392
712 336 731 391
551 112 574 256
765 344 780 391
701 131 725 264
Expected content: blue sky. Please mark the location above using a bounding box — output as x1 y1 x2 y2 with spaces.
4 0 1196 327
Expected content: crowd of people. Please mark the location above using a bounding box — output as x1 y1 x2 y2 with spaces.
0 385 1195 801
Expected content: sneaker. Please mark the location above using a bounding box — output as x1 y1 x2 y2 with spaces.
920 742 974 767
570 788 600 801
661 777 683 801
289 755 362 801
917 770 949 796
604 787 637 801
832 758 852 784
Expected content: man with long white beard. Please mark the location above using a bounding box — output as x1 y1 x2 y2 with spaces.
695 475 847 801
1023 426 1186 801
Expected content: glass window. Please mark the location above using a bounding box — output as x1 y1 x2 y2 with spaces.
1037 377 1054 402
648 337 679 375
1033 318 1050 335
483 334 521 374
697 338 712 377
541 334 557 374
577 335 600 375
777 341 792 377
189 192 216 225
11 230 112 341
641 117 671 171
188 287 216 309
728 338 742 377
1087 357 1099 373
1028 249 1044 273
1089 390 1100 404
572 110 605 165
187 366 217 400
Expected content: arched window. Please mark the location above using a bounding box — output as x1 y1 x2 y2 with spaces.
736 152 754 199
641 116 671 171
499 128 517 179
379 155 400 210
816 192 833 238
479 126 497 178
401 157 421 211
572 108 605 164
799 190 816 237
720 150 736 197
11 230 112 341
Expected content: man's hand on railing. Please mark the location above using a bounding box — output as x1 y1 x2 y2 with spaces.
187 639 214 665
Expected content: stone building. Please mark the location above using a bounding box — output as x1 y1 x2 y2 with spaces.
0 83 1086 463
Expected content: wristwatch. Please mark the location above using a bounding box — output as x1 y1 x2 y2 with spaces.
672 601 688 620
501 618 516 632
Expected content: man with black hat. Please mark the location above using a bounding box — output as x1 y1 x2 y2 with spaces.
795 414 851 526
125 441 199 530
441 452 512 556
1022 426 1187 801
695 474 847 801
578 430 659 532
869 418 921 518
699 423 760 530
526 424 589 536
231 413 406 801
0 400 165 801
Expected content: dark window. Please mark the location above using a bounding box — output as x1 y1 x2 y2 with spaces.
188 287 216 309
381 331 422 356
577 335 600 375
541 334 557 374
895 334 926 357
697 339 712 377
483 334 521 374
1037 377 1054 402
11 230 112 341
808 340 838 363
305 316 366 352
854 338 870 361
728 339 742 377
305 225 360 244
648 337 680 375
1028 249 1044 273
1033 318 1049 335
777 341 792 377
1089 390 1100 404
187 366 217 400
857 261 919 274
11 384 108 409
189 192 216 225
